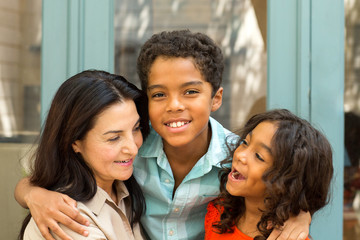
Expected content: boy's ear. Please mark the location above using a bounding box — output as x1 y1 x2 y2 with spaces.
211 87 223 112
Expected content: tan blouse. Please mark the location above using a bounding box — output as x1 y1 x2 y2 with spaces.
24 181 145 240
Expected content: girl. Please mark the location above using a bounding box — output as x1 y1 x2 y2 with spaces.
19 70 149 240
205 109 333 240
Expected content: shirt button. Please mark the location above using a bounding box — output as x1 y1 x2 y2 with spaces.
174 208 179 213
169 230 174 236
165 179 170 183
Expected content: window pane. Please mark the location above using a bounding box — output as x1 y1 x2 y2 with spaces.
0 0 41 238
344 1 360 239
114 0 267 130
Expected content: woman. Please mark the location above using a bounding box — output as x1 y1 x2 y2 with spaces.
205 109 333 240
19 70 149 240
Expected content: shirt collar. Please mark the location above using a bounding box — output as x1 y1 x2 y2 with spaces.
138 117 237 170
85 181 129 216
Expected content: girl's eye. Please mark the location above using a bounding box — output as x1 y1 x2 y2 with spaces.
256 153 264 162
240 139 248 146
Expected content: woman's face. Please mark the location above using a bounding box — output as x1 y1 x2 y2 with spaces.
72 100 143 191
226 121 277 202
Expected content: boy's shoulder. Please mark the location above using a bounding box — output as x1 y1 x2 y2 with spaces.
208 117 238 143
138 127 163 157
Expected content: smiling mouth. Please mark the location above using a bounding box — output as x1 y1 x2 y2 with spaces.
114 160 131 164
165 121 190 128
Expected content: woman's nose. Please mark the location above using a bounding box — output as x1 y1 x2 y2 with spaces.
122 137 139 156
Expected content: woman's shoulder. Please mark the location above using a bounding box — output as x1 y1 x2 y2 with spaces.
23 216 91 240
23 217 46 239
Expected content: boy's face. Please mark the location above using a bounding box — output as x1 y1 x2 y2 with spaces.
146 57 223 149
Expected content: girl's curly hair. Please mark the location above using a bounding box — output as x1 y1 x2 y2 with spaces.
213 109 333 239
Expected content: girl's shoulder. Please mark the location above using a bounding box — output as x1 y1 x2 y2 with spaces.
205 199 224 228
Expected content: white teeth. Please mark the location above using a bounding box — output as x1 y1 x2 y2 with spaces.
115 160 130 163
232 171 241 179
167 121 188 128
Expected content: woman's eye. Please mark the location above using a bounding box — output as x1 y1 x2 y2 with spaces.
152 92 165 98
108 136 120 142
134 126 142 132
256 153 264 162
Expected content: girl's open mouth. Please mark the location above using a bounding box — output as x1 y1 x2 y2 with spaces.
229 168 246 181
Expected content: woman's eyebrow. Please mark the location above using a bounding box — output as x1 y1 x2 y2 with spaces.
103 118 141 135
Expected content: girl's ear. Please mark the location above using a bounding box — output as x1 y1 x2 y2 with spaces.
211 87 223 112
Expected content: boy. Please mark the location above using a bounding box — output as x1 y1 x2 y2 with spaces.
15 30 310 240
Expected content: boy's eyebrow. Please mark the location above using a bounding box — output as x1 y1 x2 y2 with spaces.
103 118 141 135
147 81 204 91
181 81 204 87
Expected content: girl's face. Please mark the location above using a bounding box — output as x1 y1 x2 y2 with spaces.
72 100 143 192
226 121 277 202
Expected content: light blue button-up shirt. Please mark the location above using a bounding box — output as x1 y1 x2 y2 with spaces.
133 117 237 240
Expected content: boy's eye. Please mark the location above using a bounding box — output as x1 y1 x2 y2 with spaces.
185 89 199 95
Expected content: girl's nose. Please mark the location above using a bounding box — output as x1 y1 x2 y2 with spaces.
234 147 247 165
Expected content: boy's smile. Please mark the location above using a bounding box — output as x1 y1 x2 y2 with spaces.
147 56 223 150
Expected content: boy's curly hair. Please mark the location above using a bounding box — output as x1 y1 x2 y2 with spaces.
137 29 224 97
213 109 333 239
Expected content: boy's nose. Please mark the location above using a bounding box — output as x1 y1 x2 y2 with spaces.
166 96 185 112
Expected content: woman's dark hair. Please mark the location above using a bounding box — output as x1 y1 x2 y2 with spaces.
19 70 149 239
213 109 333 239
137 29 224 97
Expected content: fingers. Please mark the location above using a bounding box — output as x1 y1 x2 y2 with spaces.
267 210 310 240
27 188 89 239
62 194 77 209
267 227 282 240
56 212 89 237
297 232 308 240
62 195 89 227
35 210 89 240
38 225 55 240
266 226 308 240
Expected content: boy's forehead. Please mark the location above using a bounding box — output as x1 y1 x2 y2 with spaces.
147 56 205 85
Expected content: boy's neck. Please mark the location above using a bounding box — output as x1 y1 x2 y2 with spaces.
163 125 212 194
